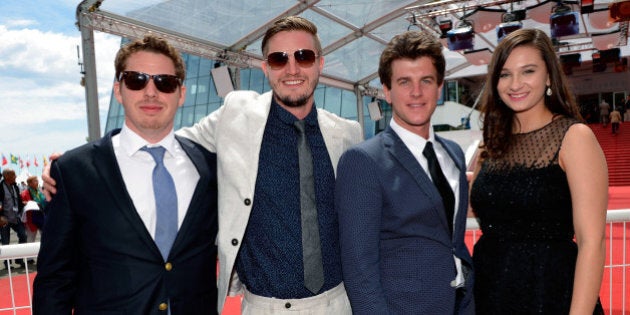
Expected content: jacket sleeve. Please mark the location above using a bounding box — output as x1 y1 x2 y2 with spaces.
335 147 391 315
32 161 77 315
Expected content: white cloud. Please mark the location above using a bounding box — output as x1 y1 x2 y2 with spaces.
5 19 37 28
0 24 121 161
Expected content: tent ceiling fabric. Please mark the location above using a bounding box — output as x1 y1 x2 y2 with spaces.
87 0 627 93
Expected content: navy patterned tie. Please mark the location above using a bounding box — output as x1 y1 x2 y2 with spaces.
423 141 455 234
294 120 325 294
142 146 178 261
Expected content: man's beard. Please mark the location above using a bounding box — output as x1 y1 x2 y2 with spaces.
272 77 319 108
275 91 312 108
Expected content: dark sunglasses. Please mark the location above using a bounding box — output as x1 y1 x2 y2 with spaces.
265 49 319 70
118 71 182 93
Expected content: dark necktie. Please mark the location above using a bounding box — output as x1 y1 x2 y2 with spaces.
294 120 325 294
423 141 455 234
142 146 178 261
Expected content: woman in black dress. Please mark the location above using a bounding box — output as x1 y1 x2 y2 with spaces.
470 28 607 314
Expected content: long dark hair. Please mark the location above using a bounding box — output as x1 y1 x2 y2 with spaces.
479 28 581 159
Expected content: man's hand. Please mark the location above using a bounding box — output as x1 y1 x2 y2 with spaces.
42 152 62 201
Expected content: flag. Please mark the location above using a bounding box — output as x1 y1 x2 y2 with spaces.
19 157 23 169
10 154 18 164
43 155 49 167
34 156 39 167
1 154 7 166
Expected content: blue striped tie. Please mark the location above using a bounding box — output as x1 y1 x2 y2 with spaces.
142 146 178 261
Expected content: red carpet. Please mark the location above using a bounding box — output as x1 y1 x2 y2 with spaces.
0 269 34 315
590 123 630 186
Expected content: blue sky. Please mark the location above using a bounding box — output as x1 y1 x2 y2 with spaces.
0 0 121 178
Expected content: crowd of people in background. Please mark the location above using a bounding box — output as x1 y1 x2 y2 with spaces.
0 169 46 270
581 96 629 134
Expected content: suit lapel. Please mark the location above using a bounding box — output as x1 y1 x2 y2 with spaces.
435 135 464 173
384 127 454 235
171 136 212 254
317 110 344 175
91 130 160 254
383 128 435 200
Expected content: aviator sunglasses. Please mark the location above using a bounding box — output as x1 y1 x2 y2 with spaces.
265 49 319 70
118 71 182 93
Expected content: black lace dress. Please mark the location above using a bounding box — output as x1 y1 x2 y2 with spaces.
470 117 604 314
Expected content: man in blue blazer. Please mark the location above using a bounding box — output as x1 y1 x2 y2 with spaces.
336 31 474 314
33 35 218 314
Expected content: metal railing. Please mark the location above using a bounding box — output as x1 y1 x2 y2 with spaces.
1 210 629 315
0 243 39 315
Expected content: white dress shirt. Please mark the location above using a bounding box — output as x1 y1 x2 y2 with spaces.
390 119 465 287
112 125 200 239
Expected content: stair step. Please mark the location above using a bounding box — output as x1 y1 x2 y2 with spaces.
589 124 630 187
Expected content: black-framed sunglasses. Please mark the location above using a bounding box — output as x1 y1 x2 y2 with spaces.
265 49 319 70
118 71 182 93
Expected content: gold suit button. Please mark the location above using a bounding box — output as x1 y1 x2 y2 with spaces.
165 262 172 271
158 303 168 311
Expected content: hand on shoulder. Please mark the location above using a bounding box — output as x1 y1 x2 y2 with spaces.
42 152 63 201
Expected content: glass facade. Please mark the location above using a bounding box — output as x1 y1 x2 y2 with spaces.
105 51 379 139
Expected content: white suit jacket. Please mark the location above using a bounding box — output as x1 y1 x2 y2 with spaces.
177 90 363 312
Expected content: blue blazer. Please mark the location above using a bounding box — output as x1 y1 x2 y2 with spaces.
336 126 474 315
33 129 219 315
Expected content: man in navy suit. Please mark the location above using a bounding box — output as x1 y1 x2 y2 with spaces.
33 35 218 314
335 31 474 314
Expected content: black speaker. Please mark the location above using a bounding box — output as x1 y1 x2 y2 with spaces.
581 0 594 14
502 9 526 22
600 48 621 63
592 52 607 72
438 20 453 37
560 53 582 67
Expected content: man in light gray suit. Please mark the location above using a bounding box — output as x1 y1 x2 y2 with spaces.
177 16 362 314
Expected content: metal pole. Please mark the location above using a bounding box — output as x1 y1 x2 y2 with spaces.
354 85 366 139
77 1 102 141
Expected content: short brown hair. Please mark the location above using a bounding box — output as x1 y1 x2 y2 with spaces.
114 35 186 82
261 16 322 56
379 31 445 89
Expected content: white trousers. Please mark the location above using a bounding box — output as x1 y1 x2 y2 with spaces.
242 283 351 315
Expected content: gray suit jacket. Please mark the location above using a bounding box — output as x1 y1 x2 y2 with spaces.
177 90 363 312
